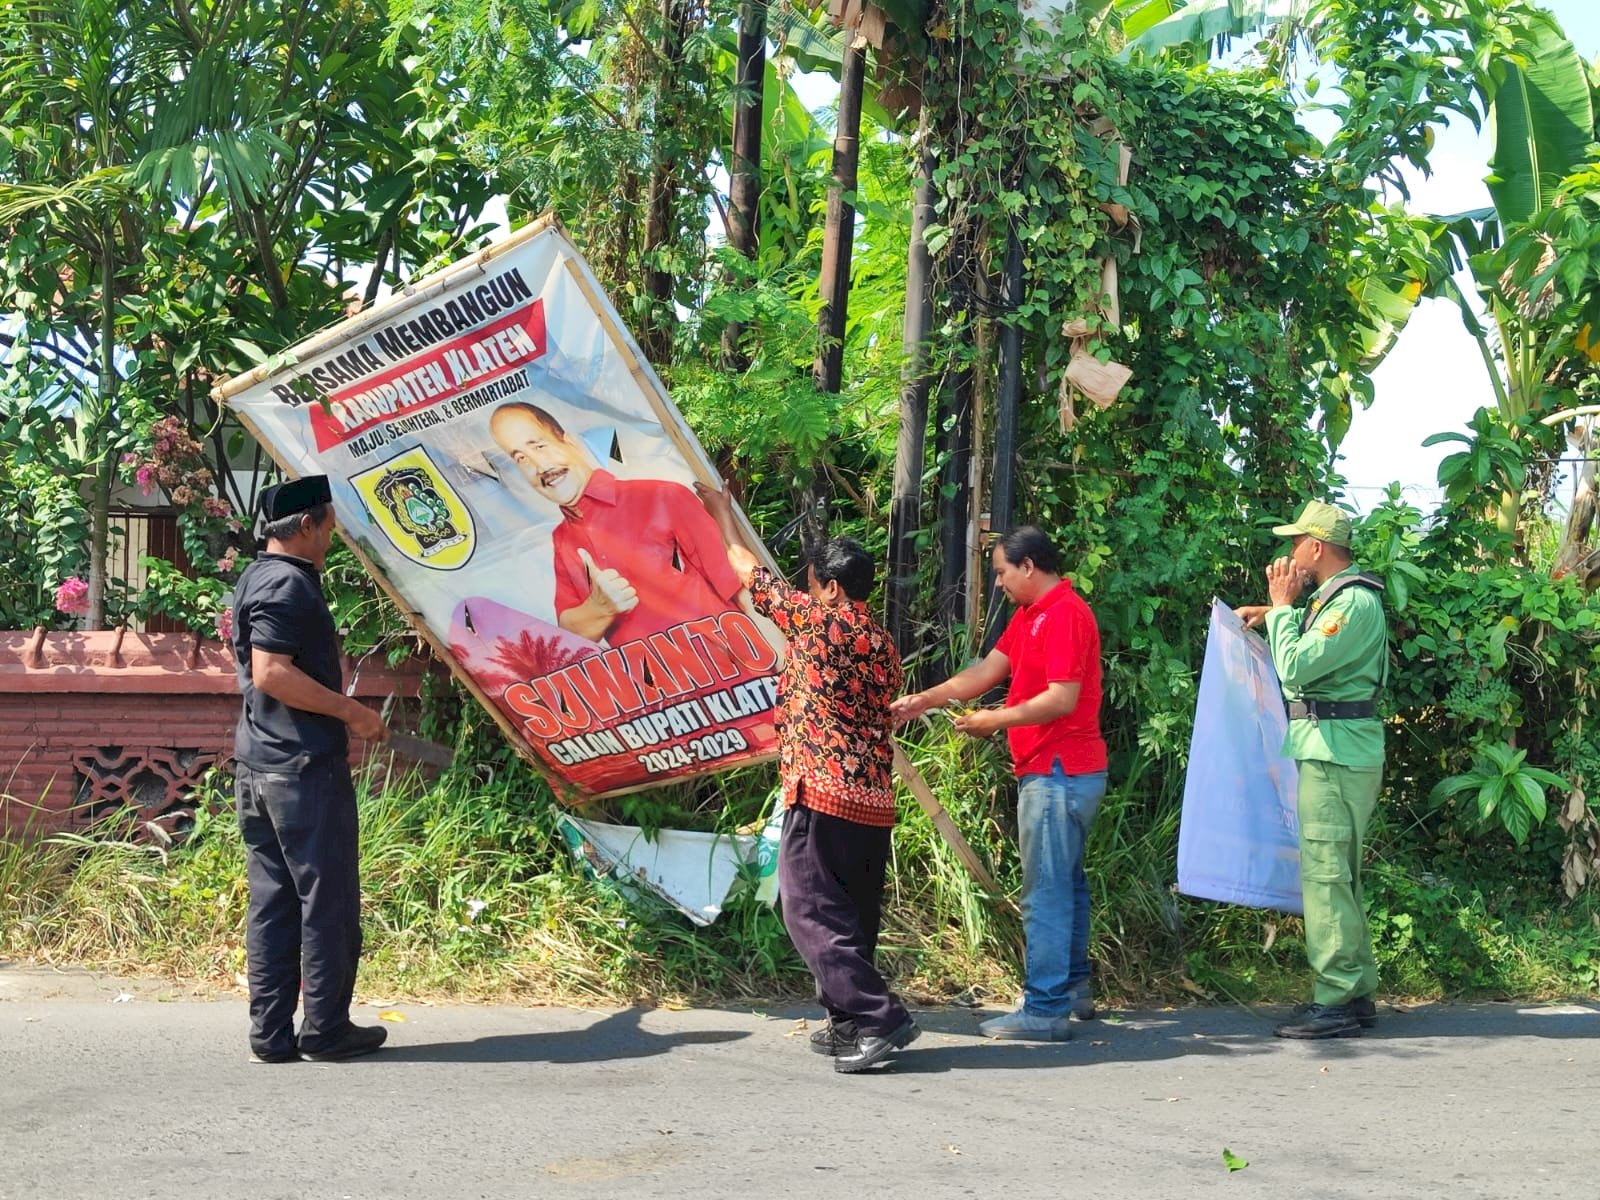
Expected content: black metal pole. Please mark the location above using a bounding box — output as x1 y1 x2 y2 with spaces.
887 111 935 652
981 221 1024 653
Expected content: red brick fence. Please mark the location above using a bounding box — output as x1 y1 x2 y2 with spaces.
1 629 428 838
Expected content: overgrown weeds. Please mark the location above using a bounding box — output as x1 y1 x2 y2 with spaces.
6 721 1600 1007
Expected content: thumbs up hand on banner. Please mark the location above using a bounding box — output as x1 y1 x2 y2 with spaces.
579 548 639 617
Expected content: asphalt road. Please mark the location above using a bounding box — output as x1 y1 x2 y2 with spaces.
2 965 1596 1200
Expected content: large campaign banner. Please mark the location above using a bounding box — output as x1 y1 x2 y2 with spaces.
216 217 781 801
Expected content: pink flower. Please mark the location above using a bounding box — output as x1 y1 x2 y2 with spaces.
135 465 155 495
122 452 138 466
54 577 90 616
202 497 230 518
215 606 234 643
217 548 238 573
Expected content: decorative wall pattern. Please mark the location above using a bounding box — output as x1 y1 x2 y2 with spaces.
1 629 429 838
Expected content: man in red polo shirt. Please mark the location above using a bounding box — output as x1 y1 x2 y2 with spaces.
892 525 1108 1041
489 401 749 646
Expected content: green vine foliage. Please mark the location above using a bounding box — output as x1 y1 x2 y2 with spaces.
674 117 910 539
878 0 1600 970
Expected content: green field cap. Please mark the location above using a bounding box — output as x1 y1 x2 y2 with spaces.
1272 500 1352 548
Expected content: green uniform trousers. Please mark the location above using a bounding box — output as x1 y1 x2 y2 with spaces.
1296 759 1382 1006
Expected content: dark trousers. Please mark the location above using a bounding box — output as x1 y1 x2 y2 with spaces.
779 802 907 1038
236 758 363 1055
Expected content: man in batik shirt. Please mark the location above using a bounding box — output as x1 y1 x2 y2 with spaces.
698 485 917 1074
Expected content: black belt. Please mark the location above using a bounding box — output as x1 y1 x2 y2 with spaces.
1288 699 1376 721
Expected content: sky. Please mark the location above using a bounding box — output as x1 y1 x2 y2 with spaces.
1312 0 1600 511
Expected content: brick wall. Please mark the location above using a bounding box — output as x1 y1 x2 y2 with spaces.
0 628 429 838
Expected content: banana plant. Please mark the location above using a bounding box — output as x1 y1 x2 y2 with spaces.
1441 9 1593 536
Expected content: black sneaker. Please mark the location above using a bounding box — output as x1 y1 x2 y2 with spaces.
299 1023 388 1062
834 1017 920 1074
1275 1002 1361 1040
809 1021 855 1057
1292 995 1377 1029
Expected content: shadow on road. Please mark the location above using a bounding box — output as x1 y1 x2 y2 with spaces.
868 1000 1600 1074
380 1007 751 1064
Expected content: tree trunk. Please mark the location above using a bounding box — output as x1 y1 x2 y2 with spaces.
640 0 690 365
1554 421 1597 586
86 221 118 630
886 112 935 652
813 44 865 395
720 0 765 370
802 42 866 547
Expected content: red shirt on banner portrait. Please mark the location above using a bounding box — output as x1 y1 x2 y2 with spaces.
996 578 1108 778
750 567 903 827
551 469 745 644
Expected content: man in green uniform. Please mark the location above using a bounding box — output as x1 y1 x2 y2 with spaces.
1236 500 1387 1040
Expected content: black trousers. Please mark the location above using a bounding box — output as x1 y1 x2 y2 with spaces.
779 802 907 1038
236 758 363 1055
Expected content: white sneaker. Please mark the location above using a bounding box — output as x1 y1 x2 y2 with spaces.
979 1008 1072 1041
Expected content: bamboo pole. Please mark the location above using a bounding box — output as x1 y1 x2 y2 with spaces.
893 744 1017 913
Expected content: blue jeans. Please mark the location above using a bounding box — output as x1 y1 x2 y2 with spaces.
1017 764 1107 1017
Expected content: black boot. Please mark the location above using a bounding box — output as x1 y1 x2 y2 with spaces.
1274 1002 1361 1040
1292 995 1377 1029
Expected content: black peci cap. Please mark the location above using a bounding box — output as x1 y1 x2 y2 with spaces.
258 475 332 521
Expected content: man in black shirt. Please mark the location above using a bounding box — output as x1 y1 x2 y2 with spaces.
232 475 389 1063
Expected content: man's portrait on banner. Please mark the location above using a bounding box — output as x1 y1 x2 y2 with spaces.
488 400 765 649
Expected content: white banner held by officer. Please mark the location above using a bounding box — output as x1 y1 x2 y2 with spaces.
1178 600 1302 913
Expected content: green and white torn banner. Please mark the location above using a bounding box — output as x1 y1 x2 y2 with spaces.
558 799 784 925
1178 599 1303 913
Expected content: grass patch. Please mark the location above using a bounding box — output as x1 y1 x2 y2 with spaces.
5 726 1600 1007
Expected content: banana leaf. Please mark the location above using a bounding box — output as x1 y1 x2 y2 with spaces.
1484 14 1594 226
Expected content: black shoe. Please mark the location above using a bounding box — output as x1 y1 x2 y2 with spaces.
248 1046 301 1064
834 1017 920 1074
1292 995 1377 1029
1275 1002 1362 1040
809 1021 856 1057
299 1023 388 1062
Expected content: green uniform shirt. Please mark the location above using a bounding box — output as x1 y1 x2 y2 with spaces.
1264 566 1387 768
